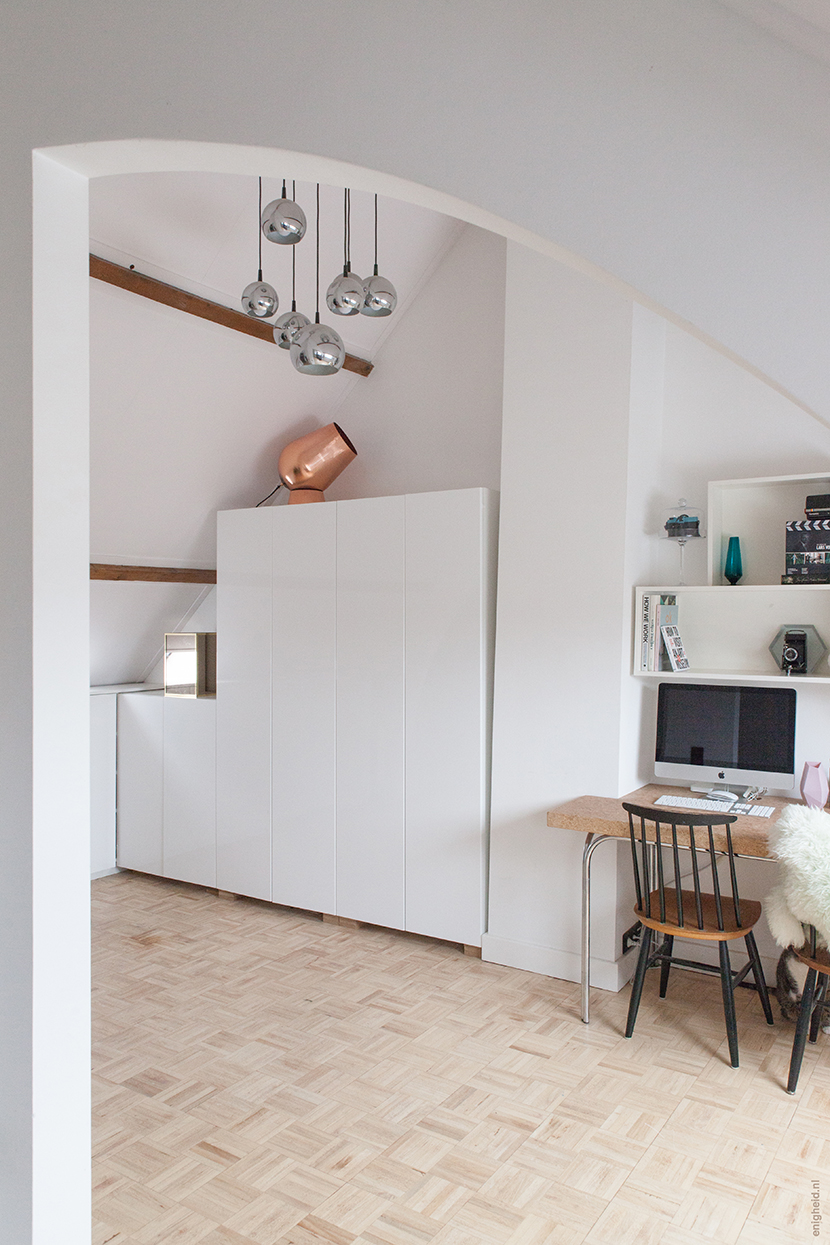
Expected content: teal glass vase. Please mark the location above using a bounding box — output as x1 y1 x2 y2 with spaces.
724 536 742 585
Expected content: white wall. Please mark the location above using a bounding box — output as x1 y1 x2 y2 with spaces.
328 225 505 502
485 243 636 988
9 2 830 1238
486 248 830 991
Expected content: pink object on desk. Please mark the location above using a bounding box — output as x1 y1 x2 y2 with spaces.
800 761 829 809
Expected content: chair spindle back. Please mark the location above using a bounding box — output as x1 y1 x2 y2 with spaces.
622 802 744 932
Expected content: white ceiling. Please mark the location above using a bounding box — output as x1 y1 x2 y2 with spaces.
717 0 830 67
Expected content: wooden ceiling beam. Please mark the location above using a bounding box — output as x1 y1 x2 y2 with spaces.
91 564 217 584
89 255 373 378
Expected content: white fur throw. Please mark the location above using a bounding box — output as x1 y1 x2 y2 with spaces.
764 804 830 948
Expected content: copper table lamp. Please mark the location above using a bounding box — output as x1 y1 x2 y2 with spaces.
278 423 357 503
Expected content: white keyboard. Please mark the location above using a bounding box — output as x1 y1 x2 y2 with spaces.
653 795 775 818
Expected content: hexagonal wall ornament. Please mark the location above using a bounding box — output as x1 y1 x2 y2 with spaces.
768 625 828 675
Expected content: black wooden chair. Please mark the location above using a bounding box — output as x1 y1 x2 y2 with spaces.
623 802 774 1067
786 925 830 1094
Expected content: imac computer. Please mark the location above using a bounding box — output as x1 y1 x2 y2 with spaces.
654 682 797 798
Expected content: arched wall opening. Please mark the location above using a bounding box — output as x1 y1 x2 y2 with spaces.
30 137 825 1244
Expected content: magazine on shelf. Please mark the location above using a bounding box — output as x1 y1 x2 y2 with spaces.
661 624 690 672
653 594 678 671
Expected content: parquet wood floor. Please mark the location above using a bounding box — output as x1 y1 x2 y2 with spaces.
92 872 829 1245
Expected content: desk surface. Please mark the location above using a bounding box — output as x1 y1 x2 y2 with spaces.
547 783 799 857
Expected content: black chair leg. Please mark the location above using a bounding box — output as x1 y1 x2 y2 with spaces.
744 931 774 1025
625 927 653 1039
809 973 828 1044
718 941 739 1068
659 934 673 998
788 967 818 1094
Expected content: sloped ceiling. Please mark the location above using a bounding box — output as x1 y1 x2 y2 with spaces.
717 0 830 66
88 173 503 685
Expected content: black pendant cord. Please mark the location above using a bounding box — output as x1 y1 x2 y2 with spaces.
257 176 263 282
373 191 380 277
346 188 352 273
343 188 348 272
315 182 321 324
291 180 297 311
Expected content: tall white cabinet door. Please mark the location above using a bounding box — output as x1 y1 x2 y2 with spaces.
116 691 164 874
272 505 337 913
216 508 272 899
163 697 216 888
405 489 497 945
336 496 405 927
90 693 117 877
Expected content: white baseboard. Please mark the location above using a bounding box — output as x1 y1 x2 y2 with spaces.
481 933 638 992
481 933 780 991
91 867 121 880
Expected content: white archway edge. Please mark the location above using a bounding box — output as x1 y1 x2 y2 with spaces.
28 131 830 1243
38 138 825 424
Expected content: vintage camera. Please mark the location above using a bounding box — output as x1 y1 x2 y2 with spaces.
781 629 807 675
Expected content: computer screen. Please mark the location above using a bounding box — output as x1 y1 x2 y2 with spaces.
654 682 797 791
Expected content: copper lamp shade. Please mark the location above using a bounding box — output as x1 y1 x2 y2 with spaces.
278 423 357 503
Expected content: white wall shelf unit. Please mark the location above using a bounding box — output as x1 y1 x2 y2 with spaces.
708 470 830 586
635 472 830 684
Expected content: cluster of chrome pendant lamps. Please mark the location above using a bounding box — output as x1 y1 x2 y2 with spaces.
240 178 397 376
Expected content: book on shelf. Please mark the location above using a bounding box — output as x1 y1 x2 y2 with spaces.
782 571 830 584
638 593 678 671
661 624 690 672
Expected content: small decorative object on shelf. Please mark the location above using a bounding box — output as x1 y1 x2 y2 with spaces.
800 761 829 809
768 624 828 675
724 535 743 585
663 498 703 586
785 519 830 583
661 624 690 672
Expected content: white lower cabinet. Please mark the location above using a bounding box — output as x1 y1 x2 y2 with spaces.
117 691 216 886
216 487 498 944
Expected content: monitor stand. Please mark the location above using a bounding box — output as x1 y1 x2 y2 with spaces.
689 782 738 804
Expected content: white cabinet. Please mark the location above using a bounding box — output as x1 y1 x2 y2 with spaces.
636 472 830 683
271 504 338 914
162 697 216 887
90 691 118 877
117 692 164 874
216 487 498 944
117 691 216 883
215 508 272 899
336 496 405 928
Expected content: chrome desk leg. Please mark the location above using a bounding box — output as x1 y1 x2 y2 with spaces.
581 833 611 1024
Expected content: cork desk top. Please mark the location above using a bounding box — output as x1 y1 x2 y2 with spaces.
547 783 798 857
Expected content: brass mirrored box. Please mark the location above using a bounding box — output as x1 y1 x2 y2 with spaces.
163 633 216 698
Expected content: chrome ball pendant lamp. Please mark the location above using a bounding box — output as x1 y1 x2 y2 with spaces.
273 181 311 349
290 185 346 376
241 178 279 318
326 189 363 316
362 194 397 317
261 180 307 245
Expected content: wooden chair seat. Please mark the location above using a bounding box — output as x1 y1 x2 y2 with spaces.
637 892 763 941
794 940 830 974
